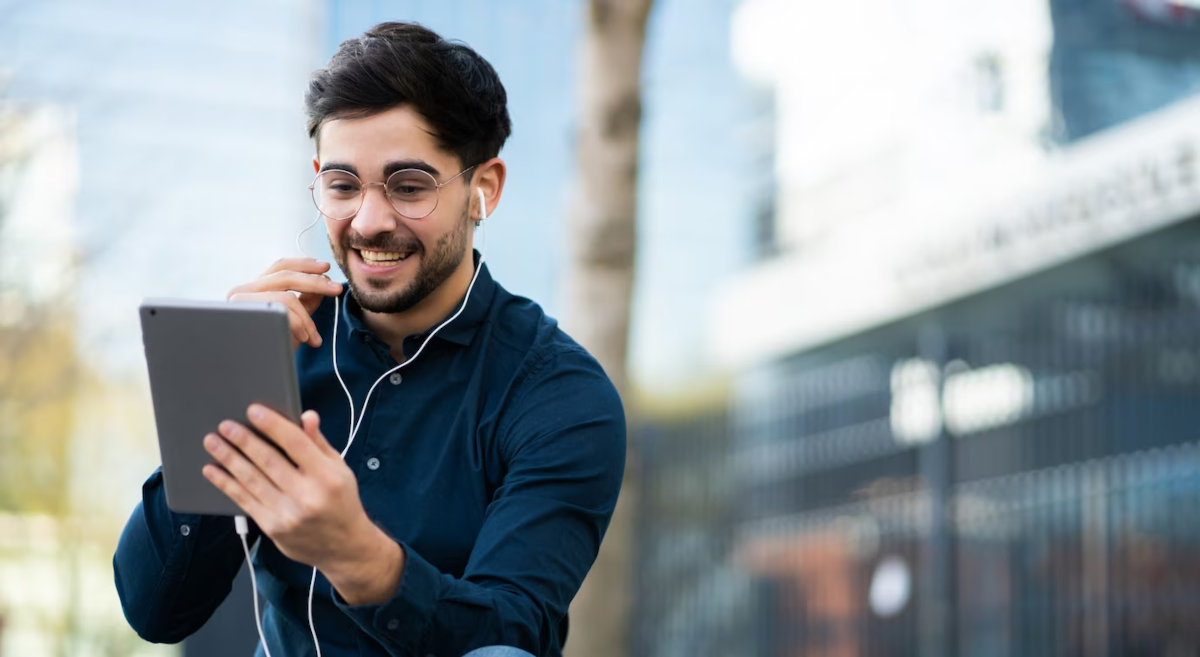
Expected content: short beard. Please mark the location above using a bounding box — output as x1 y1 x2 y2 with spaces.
331 209 470 315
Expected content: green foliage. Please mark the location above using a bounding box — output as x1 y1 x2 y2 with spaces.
0 317 79 515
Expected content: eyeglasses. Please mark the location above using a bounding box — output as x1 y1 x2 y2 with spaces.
309 165 475 220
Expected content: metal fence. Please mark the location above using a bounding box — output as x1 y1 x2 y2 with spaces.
633 216 1200 657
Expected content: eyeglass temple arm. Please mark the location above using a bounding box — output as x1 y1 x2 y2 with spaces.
436 164 477 189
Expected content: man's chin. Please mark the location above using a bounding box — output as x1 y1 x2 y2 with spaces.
348 278 421 314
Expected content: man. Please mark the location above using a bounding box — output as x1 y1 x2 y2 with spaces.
113 22 626 657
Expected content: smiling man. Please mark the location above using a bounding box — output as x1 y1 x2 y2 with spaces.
113 22 626 657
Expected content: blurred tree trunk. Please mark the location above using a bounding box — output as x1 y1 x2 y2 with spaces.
563 0 654 656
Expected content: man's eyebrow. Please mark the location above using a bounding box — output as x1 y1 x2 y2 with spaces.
317 160 443 179
318 162 358 175
384 160 440 178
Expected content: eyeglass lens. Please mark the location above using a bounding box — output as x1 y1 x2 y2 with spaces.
311 169 441 220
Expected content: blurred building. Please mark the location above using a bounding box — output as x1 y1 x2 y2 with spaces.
632 0 1200 655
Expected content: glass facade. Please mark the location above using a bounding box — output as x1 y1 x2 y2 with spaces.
1049 0 1200 142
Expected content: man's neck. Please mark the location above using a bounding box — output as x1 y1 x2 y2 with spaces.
359 254 476 362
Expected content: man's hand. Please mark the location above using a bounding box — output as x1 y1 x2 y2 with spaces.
201 405 405 605
227 258 344 350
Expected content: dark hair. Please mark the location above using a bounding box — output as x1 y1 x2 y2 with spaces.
305 22 512 170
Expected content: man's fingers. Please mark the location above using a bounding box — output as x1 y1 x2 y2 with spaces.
269 293 323 348
217 420 300 493
225 259 343 351
263 270 343 296
299 290 330 316
246 404 324 472
202 463 266 519
203 432 285 509
301 410 321 436
229 270 341 299
228 291 321 348
301 410 340 458
259 257 330 278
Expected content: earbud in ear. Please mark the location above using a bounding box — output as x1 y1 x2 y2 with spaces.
477 188 488 224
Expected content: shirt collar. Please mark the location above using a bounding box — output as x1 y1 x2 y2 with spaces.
339 250 495 347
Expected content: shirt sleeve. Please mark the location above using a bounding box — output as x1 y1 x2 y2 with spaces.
112 467 260 643
333 348 627 656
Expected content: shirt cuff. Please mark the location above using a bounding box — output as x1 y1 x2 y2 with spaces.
141 468 206 573
333 541 441 649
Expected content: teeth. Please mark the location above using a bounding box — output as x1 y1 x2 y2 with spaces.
360 249 408 263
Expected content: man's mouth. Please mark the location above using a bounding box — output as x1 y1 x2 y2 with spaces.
357 248 416 265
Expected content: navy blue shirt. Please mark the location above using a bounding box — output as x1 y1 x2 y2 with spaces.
113 256 626 657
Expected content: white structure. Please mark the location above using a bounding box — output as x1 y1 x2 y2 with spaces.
0 102 78 324
713 0 1200 367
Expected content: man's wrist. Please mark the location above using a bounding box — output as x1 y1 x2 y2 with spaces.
323 520 406 606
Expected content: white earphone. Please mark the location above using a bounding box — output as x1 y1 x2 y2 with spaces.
241 187 490 657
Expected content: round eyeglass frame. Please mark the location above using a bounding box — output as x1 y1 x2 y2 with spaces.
309 165 476 221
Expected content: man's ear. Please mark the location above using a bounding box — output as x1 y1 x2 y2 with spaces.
473 158 507 222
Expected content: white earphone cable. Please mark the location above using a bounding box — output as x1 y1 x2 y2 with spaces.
235 515 273 657
296 213 322 258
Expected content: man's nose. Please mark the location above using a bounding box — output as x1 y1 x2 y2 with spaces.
351 184 399 239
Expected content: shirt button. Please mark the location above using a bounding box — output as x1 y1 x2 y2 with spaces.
180 524 191 537
386 618 400 631
389 372 402 386
367 457 381 470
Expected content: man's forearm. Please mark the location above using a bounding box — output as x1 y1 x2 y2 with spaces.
324 520 407 606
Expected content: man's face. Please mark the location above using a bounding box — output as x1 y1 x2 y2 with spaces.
315 105 471 314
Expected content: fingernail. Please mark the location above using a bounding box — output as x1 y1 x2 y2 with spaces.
218 421 234 434
204 434 220 450
249 405 265 420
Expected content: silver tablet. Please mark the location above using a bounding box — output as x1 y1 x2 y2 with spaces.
140 298 302 516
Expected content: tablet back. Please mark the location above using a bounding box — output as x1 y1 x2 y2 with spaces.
140 298 302 516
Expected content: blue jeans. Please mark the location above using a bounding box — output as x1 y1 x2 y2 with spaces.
461 648 535 657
